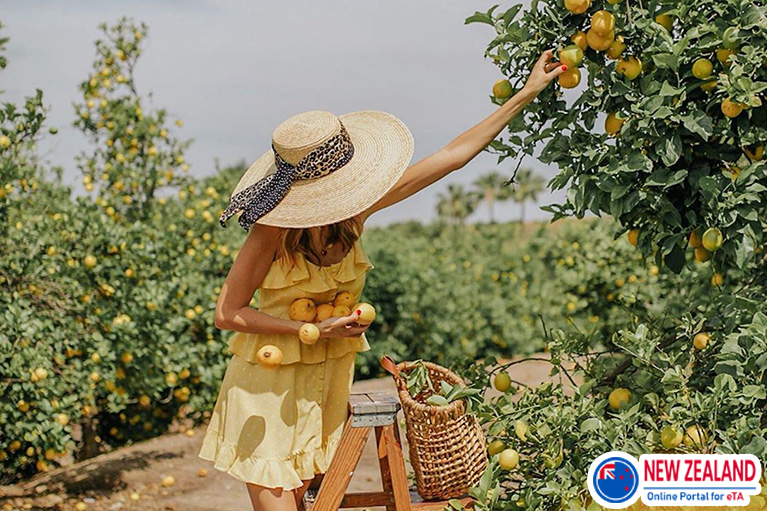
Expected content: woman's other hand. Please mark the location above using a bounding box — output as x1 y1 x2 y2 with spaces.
521 50 567 97
316 312 370 339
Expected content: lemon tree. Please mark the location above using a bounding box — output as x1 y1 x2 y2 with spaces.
462 1 767 509
468 0 766 274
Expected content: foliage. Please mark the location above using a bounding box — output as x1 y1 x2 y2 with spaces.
462 1 767 509
468 0 767 275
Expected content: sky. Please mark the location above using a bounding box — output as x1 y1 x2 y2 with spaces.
2 0 566 226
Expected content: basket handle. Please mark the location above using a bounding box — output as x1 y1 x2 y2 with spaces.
380 354 401 379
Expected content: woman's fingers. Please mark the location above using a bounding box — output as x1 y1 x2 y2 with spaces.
536 49 555 67
334 313 361 327
546 62 568 77
544 62 562 72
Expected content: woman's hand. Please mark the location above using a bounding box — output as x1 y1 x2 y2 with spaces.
316 312 370 339
521 49 567 97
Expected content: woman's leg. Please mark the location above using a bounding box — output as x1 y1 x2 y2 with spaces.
245 483 298 511
292 479 313 509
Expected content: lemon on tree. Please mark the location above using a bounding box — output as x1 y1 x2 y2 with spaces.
744 145 764 161
493 79 513 99
499 448 520 470
559 45 584 68
660 426 683 449
683 425 708 447
564 0 590 15
692 58 713 79
494 371 512 392
721 98 745 118
694 247 711 262
608 388 631 409
626 228 639 246
701 227 722 251
655 13 673 31
487 439 505 456
586 28 614 51
591 10 615 37
558 67 581 89
605 112 625 136
606 36 626 60
571 31 588 51
616 56 642 80
693 332 710 350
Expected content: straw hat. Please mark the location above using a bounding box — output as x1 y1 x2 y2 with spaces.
219 110 414 230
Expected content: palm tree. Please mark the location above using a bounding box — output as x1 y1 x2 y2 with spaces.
510 168 546 224
436 184 478 225
472 171 512 223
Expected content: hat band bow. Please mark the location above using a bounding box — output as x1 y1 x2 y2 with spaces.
219 121 355 231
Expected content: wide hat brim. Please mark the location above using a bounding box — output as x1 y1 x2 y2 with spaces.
227 110 415 229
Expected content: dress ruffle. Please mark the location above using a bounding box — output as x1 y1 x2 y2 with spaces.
261 239 374 293
198 427 342 490
227 238 374 365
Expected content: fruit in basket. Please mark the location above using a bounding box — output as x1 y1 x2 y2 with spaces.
499 448 520 470
289 298 316 322
298 323 321 345
315 303 334 322
353 302 376 325
334 291 355 307
493 372 511 392
256 345 283 369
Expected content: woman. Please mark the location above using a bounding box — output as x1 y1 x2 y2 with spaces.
198 50 567 511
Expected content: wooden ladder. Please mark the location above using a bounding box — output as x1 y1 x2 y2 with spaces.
309 392 474 511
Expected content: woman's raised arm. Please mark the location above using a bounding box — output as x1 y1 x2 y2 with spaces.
361 50 566 219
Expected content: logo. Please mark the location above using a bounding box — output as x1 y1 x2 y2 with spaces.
588 452 762 508
588 452 641 509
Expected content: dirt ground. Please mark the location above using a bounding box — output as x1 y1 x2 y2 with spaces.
0 355 562 511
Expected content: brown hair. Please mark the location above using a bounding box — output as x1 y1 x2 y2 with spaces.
275 215 364 268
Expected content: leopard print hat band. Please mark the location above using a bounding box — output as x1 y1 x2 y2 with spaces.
218 121 355 231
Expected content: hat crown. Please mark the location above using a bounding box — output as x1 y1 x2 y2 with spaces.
272 110 342 166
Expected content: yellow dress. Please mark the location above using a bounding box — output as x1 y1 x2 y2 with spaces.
198 238 374 490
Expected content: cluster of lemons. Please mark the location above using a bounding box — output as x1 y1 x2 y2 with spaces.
255 293 376 369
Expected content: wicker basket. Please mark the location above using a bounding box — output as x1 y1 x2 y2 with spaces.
381 356 488 501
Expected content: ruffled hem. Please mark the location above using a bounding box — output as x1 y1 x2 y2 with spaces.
198 427 342 490
261 238 374 293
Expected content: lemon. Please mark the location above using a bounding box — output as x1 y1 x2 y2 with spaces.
608 388 631 410
499 448 520 470
487 439 505 456
494 372 512 392
701 227 722 251
660 426 683 449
